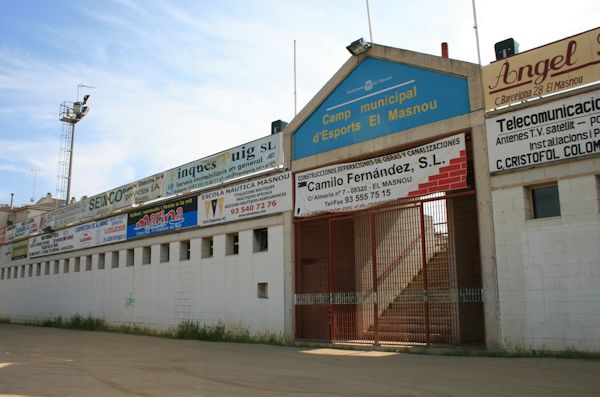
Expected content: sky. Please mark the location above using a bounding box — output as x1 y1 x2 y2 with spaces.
0 0 597 207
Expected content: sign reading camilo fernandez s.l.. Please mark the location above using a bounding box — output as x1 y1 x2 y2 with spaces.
295 134 467 217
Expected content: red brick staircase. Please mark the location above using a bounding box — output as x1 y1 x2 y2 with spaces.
364 251 454 344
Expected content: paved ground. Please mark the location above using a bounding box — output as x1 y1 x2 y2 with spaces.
1 324 599 396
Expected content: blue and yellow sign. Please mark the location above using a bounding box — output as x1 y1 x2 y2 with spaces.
293 58 470 159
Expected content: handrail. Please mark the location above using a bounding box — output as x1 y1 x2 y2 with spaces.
375 234 422 286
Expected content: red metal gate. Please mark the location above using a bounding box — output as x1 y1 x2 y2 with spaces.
294 193 484 346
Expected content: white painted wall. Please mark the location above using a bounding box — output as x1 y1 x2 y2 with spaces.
0 218 286 337
492 160 600 351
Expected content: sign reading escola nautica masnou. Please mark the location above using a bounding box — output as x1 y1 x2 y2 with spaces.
165 134 283 195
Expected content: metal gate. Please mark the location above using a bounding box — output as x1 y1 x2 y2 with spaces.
294 193 484 346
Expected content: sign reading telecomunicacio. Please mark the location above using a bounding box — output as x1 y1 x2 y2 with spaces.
482 27 600 110
293 57 470 159
295 134 467 217
487 89 600 172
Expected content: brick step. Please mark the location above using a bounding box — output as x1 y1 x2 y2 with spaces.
362 331 452 344
371 323 451 333
375 315 452 322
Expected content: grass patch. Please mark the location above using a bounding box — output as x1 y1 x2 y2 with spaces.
174 320 284 345
2 315 597 359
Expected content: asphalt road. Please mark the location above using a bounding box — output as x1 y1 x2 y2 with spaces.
1 324 599 396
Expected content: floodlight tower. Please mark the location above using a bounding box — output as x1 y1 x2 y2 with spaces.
58 94 90 206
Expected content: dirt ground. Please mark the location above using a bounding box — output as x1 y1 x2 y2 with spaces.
0 324 599 397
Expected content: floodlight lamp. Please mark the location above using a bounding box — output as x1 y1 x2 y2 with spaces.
346 38 371 56
83 94 90 105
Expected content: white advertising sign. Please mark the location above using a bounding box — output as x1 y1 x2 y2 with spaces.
44 200 87 230
165 134 283 196
198 171 292 226
295 134 467 217
5 215 43 243
486 89 600 172
28 214 127 258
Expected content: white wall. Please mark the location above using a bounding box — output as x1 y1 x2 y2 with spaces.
0 217 286 337
492 161 600 351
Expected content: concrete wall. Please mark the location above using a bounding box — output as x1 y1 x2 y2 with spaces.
0 215 288 337
491 156 600 351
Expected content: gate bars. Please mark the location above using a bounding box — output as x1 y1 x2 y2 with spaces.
294 192 485 347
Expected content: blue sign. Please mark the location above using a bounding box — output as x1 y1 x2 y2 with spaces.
293 57 470 159
126 197 197 239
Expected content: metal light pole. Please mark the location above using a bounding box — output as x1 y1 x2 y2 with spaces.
59 95 90 206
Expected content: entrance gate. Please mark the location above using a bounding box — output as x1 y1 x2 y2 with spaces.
294 193 484 346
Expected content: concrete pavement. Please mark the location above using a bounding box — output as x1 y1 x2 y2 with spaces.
0 324 599 396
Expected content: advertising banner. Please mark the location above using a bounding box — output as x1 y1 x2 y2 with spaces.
486 89 600 172
164 134 283 196
0 244 11 267
11 240 28 260
43 200 87 230
295 134 467 217
28 214 127 259
293 58 470 159
126 197 198 239
482 27 600 110
5 215 43 243
73 214 128 249
132 173 165 203
198 171 292 226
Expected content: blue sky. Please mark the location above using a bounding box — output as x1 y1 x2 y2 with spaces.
0 0 597 206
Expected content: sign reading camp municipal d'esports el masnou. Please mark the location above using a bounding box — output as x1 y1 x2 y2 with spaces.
482 27 600 110
295 134 467 217
292 57 470 159
487 89 600 173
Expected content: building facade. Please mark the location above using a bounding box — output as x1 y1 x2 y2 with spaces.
1 30 599 351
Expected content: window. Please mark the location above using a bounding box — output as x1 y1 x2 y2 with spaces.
253 228 268 252
28 264 33 277
531 184 561 219
226 233 239 255
160 243 170 263
20 265 25 278
180 240 191 261
201 237 213 258
53 261 59 275
85 255 92 271
142 246 151 265
74 257 81 272
36 263 41 276
126 249 134 267
1 269 4 280
257 282 269 299
6 268 10 279
98 253 105 270
44 262 50 275
111 251 119 268
64 259 70 273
